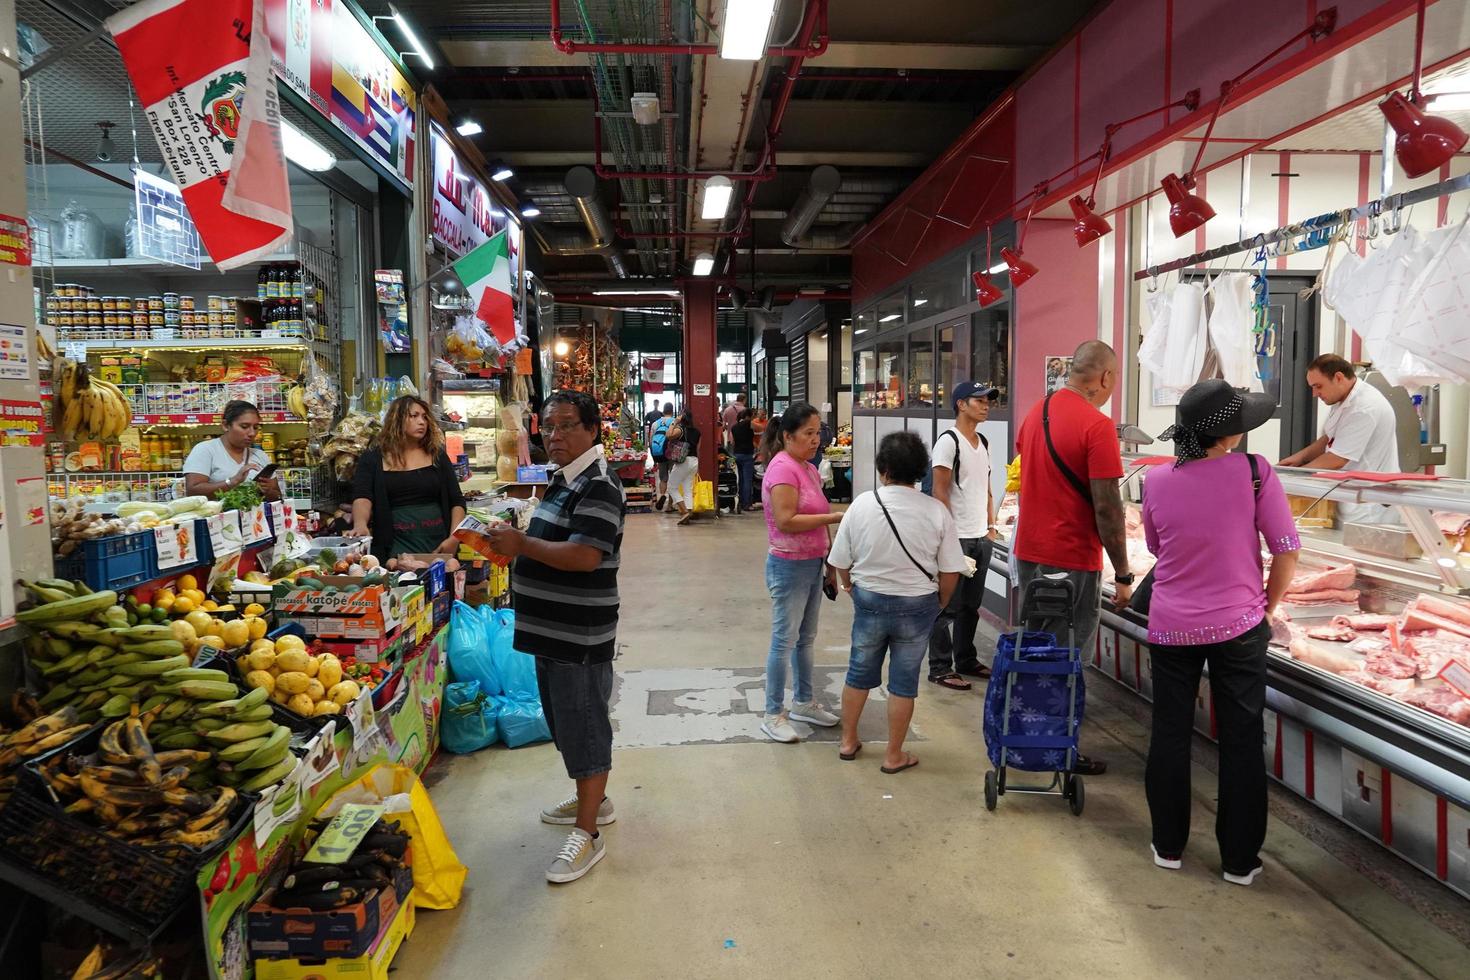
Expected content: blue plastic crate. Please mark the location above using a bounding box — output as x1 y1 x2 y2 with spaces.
54 532 158 593
193 518 214 566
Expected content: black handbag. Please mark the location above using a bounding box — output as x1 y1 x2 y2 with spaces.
1129 453 1263 616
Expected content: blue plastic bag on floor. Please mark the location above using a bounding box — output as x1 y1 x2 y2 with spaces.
485 607 538 698
494 694 552 748
441 680 500 754
447 600 501 695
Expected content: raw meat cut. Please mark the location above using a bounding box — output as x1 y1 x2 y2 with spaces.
1404 634 1470 678
1332 613 1394 631
1394 686 1470 726
1287 638 1361 675
1399 597 1470 640
1287 563 1358 594
1284 589 1361 604
1348 637 1387 655
1338 669 1416 696
1268 613 1297 647
1408 594 1470 628
1364 645 1418 679
1307 623 1358 642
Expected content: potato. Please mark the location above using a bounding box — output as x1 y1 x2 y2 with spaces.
275 671 312 695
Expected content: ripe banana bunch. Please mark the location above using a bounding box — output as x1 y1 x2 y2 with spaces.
51 356 132 441
286 383 308 420
0 703 90 805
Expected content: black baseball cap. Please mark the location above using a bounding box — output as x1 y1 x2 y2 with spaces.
952 381 1000 409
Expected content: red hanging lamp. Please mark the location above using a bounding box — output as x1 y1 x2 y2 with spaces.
1069 195 1112 247
1379 0 1467 179
1002 190 1041 287
973 226 1004 307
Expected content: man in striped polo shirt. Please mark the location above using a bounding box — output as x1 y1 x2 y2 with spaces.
485 389 626 884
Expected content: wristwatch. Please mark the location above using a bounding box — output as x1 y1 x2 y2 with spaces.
1113 572 1136 586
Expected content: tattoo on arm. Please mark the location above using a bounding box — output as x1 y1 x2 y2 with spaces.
1091 478 1130 576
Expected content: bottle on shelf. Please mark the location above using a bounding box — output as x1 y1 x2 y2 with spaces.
257 266 270 303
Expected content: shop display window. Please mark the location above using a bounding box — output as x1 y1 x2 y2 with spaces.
874 341 905 409
840 321 853 386
937 325 956 408
908 334 935 409
972 309 1010 409
855 348 879 409
909 256 966 318
876 293 905 332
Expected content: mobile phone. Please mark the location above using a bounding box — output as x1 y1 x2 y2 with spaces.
822 578 838 601
254 463 280 481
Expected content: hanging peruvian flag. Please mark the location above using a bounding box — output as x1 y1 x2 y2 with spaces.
453 230 517 346
107 0 293 270
642 357 665 394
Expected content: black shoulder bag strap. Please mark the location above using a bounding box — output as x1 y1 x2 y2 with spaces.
1043 391 1093 503
941 429 961 488
1247 452 1263 497
873 488 935 581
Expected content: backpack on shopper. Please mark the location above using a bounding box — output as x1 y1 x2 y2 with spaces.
921 429 987 496
650 416 675 460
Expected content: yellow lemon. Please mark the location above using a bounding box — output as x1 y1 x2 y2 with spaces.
170 619 198 644
245 616 268 641
177 573 198 592
221 619 251 649
184 609 214 635
243 603 266 618
201 599 218 612
171 595 197 615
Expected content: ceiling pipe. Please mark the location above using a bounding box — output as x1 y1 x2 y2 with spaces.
550 0 829 58
531 165 630 278
779 164 863 249
589 85 774 182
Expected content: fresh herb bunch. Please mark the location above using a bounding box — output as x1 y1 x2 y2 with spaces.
218 480 264 512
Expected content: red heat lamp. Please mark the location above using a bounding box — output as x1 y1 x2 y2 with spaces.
1161 173 1216 238
972 270 1004 307
1069 195 1112 247
1000 246 1038 287
1379 2 1466 179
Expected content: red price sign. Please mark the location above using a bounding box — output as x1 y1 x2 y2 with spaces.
0 214 31 267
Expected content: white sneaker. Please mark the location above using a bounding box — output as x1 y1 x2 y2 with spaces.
789 701 839 727
1151 845 1182 870
546 828 605 883
760 712 799 743
1223 861 1263 886
540 795 616 826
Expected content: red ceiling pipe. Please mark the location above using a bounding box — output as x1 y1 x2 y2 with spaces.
447 71 591 83
550 0 829 58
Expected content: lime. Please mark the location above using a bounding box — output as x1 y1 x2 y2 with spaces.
136 603 152 618
150 606 170 623
126 612 138 626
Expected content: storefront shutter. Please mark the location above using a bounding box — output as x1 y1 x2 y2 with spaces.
789 335 807 402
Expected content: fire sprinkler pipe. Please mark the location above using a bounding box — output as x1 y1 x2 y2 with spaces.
550 0 829 58
590 85 775 182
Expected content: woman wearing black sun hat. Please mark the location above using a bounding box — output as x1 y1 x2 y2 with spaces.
1139 379 1301 887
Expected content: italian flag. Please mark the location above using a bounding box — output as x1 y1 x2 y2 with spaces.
454 230 516 345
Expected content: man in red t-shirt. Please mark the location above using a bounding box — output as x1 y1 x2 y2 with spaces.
1014 340 1134 776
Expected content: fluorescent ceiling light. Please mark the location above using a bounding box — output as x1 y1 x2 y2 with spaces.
987 260 1009 274
1427 92 1470 111
912 298 928 306
390 5 434 70
855 328 869 335
280 120 336 172
520 202 541 218
592 289 680 296
720 0 777 60
879 313 901 322
491 163 514 181
456 121 483 137
692 252 715 276
701 175 734 220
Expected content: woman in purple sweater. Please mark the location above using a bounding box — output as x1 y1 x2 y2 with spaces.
1142 380 1301 887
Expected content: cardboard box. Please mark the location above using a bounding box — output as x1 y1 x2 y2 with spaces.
394 584 425 630
391 556 448 598
247 880 398 961
430 592 451 630
254 897 415 980
275 577 405 639
318 628 412 665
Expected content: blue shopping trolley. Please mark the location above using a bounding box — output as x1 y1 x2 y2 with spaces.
982 576 1086 816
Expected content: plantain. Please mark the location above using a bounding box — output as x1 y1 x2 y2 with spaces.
170 680 238 702
19 579 78 604
7 705 79 747
98 652 148 670
119 625 175 643
238 753 297 791
18 723 90 757
123 640 186 658
63 798 95 816
194 686 268 717
159 698 193 722
81 765 146 786
79 773 163 807
9 690 41 725
38 683 77 708
139 694 172 714
40 652 86 676
160 787 214 813
32 577 82 596
44 621 106 642
114 810 188 836
153 749 211 767
184 787 237 832
203 720 276 745
43 635 76 659
158 668 230 685
232 704 274 723
216 734 270 763
14 590 117 624
154 731 204 750
164 820 233 849
192 717 227 732
237 726 290 770
116 655 191 677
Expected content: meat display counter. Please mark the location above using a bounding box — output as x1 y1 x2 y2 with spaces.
988 456 1470 898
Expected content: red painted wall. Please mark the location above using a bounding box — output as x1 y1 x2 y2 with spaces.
852 0 1406 306
1011 219 1100 427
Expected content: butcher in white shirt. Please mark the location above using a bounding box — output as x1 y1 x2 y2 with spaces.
1280 353 1400 524
827 431 968 774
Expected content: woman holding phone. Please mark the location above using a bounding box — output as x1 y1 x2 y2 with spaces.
183 400 282 501
350 395 466 563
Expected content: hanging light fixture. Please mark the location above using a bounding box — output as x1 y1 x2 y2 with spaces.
1157 10 1335 237
1001 189 1042 287
701 175 734 220
972 227 1005 308
94 122 117 163
1379 0 1467 179
692 252 715 276
1069 195 1112 247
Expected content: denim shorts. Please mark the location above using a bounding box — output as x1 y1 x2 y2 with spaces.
535 657 615 779
845 586 941 699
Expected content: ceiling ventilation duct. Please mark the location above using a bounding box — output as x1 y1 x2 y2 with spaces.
530 165 629 278
780 165 863 250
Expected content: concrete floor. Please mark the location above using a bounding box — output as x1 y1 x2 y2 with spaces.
397 510 1469 979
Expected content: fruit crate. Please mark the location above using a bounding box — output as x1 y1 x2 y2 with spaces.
53 530 159 592
0 724 255 942
200 654 347 744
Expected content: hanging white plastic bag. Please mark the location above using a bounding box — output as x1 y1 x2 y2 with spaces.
1205 273 1261 391
1393 213 1470 384
1137 286 1172 379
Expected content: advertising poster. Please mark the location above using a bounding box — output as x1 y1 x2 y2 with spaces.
1044 354 1073 395
0 213 32 266
431 125 523 325
0 323 32 381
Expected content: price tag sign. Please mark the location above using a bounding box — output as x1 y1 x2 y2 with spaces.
153 521 198 570
207 512 240 556
346 686 377 749
260 328 282 339
246 503 271 543
305 803 385 865
62 341 87 361
298 720 340 796
253 760 305 848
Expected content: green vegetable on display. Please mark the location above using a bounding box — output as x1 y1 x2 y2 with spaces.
217 481 264 513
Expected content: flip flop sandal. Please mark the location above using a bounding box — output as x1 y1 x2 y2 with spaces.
958 665 993 679
838 744 862 761
928 673 972 691
881 756 919 774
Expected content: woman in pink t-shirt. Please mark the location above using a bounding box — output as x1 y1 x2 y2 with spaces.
758 403 844 743
1143 379 1301 887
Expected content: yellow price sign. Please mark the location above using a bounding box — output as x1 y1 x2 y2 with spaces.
305 803 385 865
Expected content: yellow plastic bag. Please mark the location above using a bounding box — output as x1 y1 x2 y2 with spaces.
1005 455 1021 493
322 763 467 909
692 480 715 513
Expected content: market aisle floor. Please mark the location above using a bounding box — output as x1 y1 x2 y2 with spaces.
398 511 1468 980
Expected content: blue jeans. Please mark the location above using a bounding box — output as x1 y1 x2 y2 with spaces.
847 587 941 699
765 555 825 715
735 453 756 510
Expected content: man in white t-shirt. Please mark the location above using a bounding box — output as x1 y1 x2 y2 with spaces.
1280 353 1400 525
927 381 999 690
